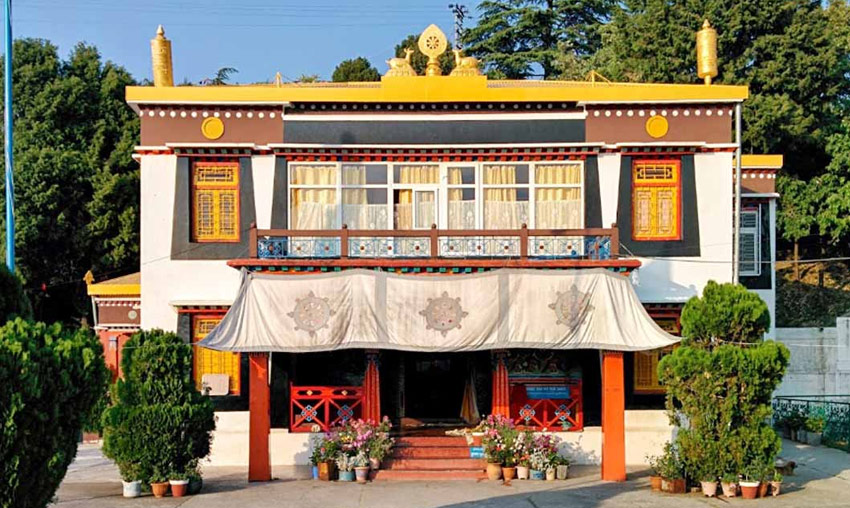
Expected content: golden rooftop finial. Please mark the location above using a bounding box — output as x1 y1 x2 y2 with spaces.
385 48 416 77
696 19 718 85
449 49 481 77
418 24 448 76
275 72 282 87
83 270 94 285
150 25 174 87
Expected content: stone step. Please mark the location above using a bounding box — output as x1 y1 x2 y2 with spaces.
382 457 486 471
371 469 487 481
392 446 473 459
394 436 470 448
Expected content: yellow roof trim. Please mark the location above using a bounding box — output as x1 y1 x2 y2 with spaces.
126 76 749 105
740 154 783 169
87 283 141 296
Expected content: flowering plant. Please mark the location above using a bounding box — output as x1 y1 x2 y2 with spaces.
512 430 534 467
528 433 563 470
367 417 395 461
480 414 518 465
335 452 356 472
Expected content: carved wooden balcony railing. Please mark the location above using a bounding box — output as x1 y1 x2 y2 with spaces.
289 384 364 432
250 224 619 262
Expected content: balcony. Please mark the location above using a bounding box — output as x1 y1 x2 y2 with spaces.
229 224 640 272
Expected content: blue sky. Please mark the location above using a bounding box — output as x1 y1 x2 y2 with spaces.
16 0 465 83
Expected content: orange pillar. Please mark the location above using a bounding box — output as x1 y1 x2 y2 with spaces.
248 353 271 482
491 351 510 417
363 350 381 422
601 351 626 481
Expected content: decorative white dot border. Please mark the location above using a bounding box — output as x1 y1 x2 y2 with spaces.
140 109 283 120
590 107 734 118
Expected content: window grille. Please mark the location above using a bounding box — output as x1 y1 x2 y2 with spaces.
192 162 240 241
193 316 241 395
632 160 681 241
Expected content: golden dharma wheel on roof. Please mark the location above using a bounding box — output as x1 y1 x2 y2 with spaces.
696 19 718 85
418 24 448 76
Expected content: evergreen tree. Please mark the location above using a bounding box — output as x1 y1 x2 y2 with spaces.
0 39 139 323
463 0 612 78
332 57 381 82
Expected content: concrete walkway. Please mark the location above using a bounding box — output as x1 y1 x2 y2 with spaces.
53 439 850 508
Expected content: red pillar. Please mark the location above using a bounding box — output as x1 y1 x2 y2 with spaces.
363 350 381 422
601 351 626 482
248 353 271 482
491 351 510 418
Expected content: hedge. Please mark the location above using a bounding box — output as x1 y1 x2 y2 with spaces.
0 319 109 508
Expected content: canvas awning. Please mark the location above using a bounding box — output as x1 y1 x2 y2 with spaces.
199 268 678 353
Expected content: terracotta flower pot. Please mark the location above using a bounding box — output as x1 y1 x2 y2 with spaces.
169 479 188 498
770 480 782 496
700 481 717 497
502 466 516 483
318 461 336 481
758 481 769 498
486 462 503 481
661 478 686 494
517 466 530 480
150 481 169 498
721 481 738 498
354 466 370 483
649 476 663 492
740 481 760 499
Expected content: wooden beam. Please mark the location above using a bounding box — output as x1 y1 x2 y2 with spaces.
601 351 626 482
248 353 271 482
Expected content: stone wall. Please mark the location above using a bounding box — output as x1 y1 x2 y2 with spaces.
775 321 850 396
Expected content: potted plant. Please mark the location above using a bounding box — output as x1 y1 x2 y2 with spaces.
481 414 515 481
317 433 340 481
555 455 570 480
169 469 189 498
118 461 142 498
657 443 685 494
805 416 825 446
353 451 371 484
740 466 761 500
514 431 532 480
646 453 662 491
545 465 556 481
150 468 170 498
336 453 356 482
187 463 203 496
720 472 738 498
698 471 718 497
770 471 783 496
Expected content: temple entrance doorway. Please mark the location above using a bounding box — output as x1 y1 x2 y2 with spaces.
401 353 471 427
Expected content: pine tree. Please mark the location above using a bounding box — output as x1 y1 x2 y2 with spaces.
332 57 381 82
463 0 612 79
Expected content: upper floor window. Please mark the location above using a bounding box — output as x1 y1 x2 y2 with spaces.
192 161 240 242
632 160 681 241
287 161 584 231
739 208 761 276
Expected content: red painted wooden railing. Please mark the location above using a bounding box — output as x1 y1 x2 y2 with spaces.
289 384 364 432
509 379 584 431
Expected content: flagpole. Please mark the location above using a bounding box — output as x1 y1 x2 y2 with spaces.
4 0 13 272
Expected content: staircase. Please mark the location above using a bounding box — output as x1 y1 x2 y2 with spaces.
372 436 487 480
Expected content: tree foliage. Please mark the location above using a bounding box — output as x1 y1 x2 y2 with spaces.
680 281 771 346
463 0 611 78
0 39 139 323
0 264 31 323
102 329 215 483
0 319 109 508
332 57 380 82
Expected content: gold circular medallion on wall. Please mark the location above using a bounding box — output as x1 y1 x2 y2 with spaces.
201 117 225 140
645 115 669 139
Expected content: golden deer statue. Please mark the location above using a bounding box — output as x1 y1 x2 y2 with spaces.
385 48 416 77
450 49 482 76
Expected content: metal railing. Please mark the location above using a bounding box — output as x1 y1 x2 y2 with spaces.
251 224 619 261
772 395 850 452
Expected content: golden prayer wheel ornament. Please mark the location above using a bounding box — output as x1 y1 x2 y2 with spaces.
696 19 718 85
150 25 174 87
418 24 448 76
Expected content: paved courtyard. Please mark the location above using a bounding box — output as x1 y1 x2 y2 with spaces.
54 440 850 508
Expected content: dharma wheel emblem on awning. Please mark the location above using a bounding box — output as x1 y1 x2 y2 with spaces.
549 286 592 327
288 290 335 336
420 291 468 336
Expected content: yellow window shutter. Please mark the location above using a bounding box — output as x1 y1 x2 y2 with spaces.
193 317 241 395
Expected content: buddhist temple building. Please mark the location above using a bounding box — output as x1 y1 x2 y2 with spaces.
125 23 779 481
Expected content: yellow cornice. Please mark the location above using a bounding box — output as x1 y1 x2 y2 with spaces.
87 283 141 296
126 76 749 105
739 154 783 169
